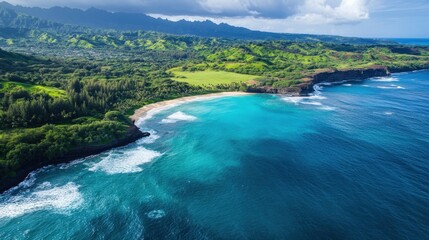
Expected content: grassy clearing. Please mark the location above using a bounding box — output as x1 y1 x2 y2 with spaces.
0 80 66 98
169 68 259 86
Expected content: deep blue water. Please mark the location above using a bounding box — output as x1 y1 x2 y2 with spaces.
388 38 429 46
1 70 429 239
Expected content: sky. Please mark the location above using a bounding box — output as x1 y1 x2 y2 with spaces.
5 0 429 38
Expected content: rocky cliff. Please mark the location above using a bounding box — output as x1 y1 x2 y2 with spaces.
248 66 390 95
299 66 390 94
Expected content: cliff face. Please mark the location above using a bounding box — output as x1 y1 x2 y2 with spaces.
0 124 149 193
249 66 390 95
299 66 390 94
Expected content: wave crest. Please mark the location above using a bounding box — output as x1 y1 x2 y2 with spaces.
137 130 160 144
376 84 405 89
161 111 197 124
89 147 162 174
0 182 83 219
372 77 399 82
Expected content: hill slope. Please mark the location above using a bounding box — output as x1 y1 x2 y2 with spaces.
0 1 387 44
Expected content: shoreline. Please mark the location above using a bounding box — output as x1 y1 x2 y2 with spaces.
130 92 252 124
0 125 146 194
0 92 250 194
2 68 426 194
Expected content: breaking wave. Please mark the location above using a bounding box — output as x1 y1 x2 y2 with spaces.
89 147 162 174
372 77 399 82
281 83 331 110
0 182 83 219
161 111 197 124
319 106 337 111
137 130 160 144
376 84 405 89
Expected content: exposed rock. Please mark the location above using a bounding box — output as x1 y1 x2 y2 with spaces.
299 66 390 95
248 66 390 95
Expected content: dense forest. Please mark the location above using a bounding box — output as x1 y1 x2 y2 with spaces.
0 48 213 183
1 5 429 190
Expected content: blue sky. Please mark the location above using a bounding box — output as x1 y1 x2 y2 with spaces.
6 0 429 38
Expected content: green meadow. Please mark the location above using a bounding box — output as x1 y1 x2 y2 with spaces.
170 68 259 86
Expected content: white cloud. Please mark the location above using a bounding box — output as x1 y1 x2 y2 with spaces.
293 0 370 24
197 0 251 15
6 0 371 24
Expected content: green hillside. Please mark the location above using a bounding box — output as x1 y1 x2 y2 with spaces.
0 6 429 190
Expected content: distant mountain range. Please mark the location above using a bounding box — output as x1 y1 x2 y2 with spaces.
0 1 389 44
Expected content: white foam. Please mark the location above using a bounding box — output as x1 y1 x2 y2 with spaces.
282 96 307 105
282 95 326 104
2 169 47 195
135 104 181 126
372 77 399 82
16 172 38 189
376 84 405 90
319 80 350 86
301 101 323 106
135 94 246 126
147 210 166 219
0 182 83 219
319 106 337 111
160 111 197 124
281 82 329 108
59 158 86 170
342 84 352 87
136 130 160 144
313 84 324 91
384 111 394 115
89 147 162 174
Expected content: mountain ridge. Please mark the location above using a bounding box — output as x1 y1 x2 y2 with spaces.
0 1 389 44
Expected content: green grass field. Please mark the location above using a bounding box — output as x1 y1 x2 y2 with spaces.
0 80 66 98
170 69 259 86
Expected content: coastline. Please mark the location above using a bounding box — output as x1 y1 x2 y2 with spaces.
1 68 425 194
0 92 251 194
131 92 252 124
0 125 146 194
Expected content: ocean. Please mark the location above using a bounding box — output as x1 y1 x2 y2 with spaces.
1 70 428 239
388 38 429 46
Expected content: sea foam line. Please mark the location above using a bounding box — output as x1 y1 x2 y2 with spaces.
132 92 251 126
160 111 197 124
376 84 405 89
281 83 327 106
136 129 160 144
0 182 83 219
89 147 162 174
372 77 399 82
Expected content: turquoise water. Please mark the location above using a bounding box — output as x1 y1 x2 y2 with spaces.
1 70 429 239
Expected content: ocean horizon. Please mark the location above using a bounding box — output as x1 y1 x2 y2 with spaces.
387 38 429 46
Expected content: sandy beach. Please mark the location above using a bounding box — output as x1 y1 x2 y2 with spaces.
130 92 252 124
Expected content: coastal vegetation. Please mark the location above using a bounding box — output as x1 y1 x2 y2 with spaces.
1 5 429 191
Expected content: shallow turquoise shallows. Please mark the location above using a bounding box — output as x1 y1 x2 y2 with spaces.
1 70 429 239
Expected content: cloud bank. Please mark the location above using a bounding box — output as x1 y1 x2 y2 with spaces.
7 0 370 24
8 0 428 37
